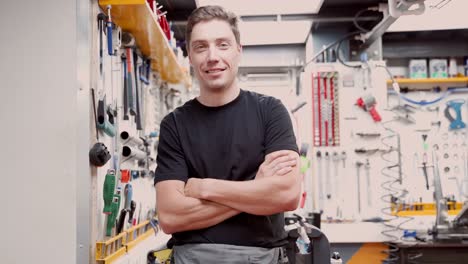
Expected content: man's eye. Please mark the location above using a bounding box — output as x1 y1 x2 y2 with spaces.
219 43 230 49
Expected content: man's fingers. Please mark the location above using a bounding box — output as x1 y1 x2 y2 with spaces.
265 150 291 164
276 166 293 175
269 155 297 171
268 155 293 168
274 159 297 172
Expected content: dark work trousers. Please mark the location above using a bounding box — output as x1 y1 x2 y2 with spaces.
172 243 280 264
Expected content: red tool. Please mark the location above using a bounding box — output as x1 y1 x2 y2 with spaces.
356 95 381 122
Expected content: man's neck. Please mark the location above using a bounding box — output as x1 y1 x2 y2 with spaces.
197 84 240 107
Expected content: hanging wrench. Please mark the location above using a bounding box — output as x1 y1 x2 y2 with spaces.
316 151 324 212
341 151 347 168
365 159 372 207
332 152 340 195
356 161 364 214
325 152 331 199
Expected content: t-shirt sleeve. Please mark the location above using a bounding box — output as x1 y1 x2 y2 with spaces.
154 114 189 186
264 97 299 155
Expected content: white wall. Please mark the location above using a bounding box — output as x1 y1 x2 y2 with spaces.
0 0 81 263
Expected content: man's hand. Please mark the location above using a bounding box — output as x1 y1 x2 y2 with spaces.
184 178 205 199
256 150 298 179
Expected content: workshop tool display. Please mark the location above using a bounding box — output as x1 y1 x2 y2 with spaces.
444 99 466 130
103 169 117 214
355 94 381 122
312 72 340 146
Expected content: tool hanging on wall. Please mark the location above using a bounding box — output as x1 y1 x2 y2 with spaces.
341 151 346 168
89 89 111 167
120 131 144 146
355 132 381 138
97 95 116 137
106 194 120 236
420 153 430 190
116 208 128 234
120 169 130 183
97 13 106 75
312 73 320 146
332 152 341 217
125 48 137 116
133 50 143 130
355 161 364 214
122 145 147 161
139 58 151 85
325 152 331 199
444 99 466 130
128 200 136 224
103 169 116 214
124 183 133 210
365 159 372 207
316 151 324 212
121 53 129 120
105 5 114 56
312 72 340 146
355 94 381 122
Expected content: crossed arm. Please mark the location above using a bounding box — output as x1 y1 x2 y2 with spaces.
156 150 301 234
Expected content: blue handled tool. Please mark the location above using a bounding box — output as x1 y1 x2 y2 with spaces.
444 99 466 130
124 184 133 210
106 5 113 56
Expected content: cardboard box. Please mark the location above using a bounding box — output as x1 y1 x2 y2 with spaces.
409 59 428 79
429 59 448 78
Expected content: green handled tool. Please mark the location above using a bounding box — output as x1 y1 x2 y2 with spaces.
103 169 116 214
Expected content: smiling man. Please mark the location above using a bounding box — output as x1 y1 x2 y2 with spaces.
154 5 301 264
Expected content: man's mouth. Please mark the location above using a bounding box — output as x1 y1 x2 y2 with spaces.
205 68 226 74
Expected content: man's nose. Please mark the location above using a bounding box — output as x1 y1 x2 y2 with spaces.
206 46 220 62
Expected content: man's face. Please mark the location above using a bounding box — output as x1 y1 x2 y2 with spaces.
188 19 241 92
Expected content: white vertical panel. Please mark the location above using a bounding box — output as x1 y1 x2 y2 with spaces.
0 0 77 263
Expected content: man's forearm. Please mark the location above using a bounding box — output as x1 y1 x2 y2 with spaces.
157 181 240 234
196 169 300 216
161 197 239 234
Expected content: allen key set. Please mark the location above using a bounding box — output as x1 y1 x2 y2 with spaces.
312 72 340 147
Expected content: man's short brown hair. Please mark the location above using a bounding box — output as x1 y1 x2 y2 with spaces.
185 5 240 50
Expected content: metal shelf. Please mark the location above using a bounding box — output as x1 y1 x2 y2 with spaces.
99 0 190 85
387 77 468 85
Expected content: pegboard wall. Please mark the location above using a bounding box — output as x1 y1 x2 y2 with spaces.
89 3 192 261
303 62 468 242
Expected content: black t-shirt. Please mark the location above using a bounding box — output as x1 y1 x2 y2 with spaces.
154 89 298 248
